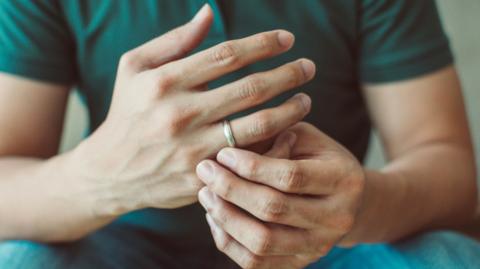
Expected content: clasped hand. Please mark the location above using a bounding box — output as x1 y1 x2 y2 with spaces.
197 122 366 269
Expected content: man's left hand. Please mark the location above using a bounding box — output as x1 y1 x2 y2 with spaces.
196 122 366 269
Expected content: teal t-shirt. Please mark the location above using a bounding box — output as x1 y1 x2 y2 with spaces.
0 0 452 243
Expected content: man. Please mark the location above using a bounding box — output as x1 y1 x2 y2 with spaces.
0 1 478 268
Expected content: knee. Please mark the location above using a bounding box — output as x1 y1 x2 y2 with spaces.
395 230 477 253
393 230 480 269
0 240 69 269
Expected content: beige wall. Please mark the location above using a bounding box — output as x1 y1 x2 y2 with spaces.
60 1 480 187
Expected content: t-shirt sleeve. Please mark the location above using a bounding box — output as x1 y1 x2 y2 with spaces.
0 0 76 85
359 0 453 83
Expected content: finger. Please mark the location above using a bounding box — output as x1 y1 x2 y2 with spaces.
198 58 315 122
217 148 343 195
198 187 313 256
197 160 320 229
209 93 311 150
160 29 295 87
119 4 213 73
206 214 300 269
264 131 297 158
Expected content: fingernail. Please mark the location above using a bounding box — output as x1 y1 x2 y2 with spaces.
217 149 236 167
294 93 311 113
277 31 294 49
199 187 215 209
191 4 210 23
196 161 214 184
300 59 316 80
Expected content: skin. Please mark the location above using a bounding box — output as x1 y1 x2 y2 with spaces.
0 5 315 241
196 65 478 268
0 3 476 269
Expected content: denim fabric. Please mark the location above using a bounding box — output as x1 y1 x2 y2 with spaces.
1 224 479 269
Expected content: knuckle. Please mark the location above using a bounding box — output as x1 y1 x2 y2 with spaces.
255 33 274 54
167 27 183 41
242 254 263 269
333 214 355 233
252 228 274 255
248 112 276 138
155 71 178 92
212 41 239 66
183 145 206 167
161 105 199 136
162 119 182 137
162 113 185 137
259 193 288 222
214 233 230 252
238 75 266 102
243 158 259 179
167 29 190 56
278 163 304 192
119 51 140 70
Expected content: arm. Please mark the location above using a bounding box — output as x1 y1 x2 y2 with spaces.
0 73 111 242
345 65 477 243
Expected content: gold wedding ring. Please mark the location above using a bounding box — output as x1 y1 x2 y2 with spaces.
222 120 237 148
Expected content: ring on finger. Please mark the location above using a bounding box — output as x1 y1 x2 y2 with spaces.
222 119 237 148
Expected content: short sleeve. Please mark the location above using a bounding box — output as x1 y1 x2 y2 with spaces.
0 0 76 85
359 0 453 83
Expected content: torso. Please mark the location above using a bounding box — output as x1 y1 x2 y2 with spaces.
59 0 370 239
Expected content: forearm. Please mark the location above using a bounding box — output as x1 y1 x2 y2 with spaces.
0 152 115 243
343 141 477 245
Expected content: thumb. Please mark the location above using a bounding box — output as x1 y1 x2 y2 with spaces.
122 4 214 71
264 131 297 159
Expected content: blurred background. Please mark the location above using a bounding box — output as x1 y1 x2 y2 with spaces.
59 0 480 201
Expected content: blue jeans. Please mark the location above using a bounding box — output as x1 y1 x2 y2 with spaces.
1 223 479 269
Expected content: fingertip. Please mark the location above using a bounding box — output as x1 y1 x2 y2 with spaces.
196 160 215 184
277 30 295 49
191 4 213 23
293 92 311 114
300 58 316 80
217 148 237 167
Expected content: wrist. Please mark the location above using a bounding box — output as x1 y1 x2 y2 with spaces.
339 169 393 246
67 141 132 220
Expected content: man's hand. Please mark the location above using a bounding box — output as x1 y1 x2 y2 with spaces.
71 4 316 217
196 122 365 269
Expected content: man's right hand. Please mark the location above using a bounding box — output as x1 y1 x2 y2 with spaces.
70 4 316 218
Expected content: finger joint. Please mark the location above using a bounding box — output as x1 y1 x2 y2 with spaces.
259 193 288 222
212 42 240 67
252 227 274 255
237 75 266 103
278 162 304 192
254 33 275 55
248 112 276 139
